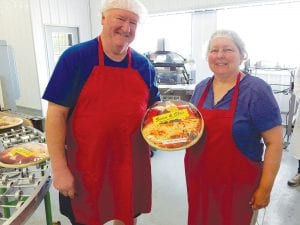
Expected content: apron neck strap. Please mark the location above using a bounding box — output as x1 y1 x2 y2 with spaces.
230 72 241 109
98 36 132 68
199 72 241 110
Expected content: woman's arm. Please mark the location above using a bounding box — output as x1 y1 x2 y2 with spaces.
250 125 283 210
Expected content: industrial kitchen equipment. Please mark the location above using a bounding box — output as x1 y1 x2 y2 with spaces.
0 112 57 225
146 51 196 102
245 61 298 148
0 41 20 112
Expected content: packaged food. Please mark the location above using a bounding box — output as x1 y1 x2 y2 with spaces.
141 101 204 151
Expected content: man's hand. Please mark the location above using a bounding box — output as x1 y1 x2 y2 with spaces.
52 167 76 199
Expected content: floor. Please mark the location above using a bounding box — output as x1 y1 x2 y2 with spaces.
25 145 300 225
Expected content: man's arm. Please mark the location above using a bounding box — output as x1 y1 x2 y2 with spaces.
45 102 75 198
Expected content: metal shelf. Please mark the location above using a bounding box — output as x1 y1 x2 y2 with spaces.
247 66 297 148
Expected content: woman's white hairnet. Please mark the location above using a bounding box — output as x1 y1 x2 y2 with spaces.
101 0 148 22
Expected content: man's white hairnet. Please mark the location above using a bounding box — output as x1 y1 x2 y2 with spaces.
101 0 148 22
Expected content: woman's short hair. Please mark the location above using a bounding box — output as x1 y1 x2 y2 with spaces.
206 29 248 60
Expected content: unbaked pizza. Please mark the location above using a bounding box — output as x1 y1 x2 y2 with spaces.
0 143 49 168
0 116 23 130
141 101 204 151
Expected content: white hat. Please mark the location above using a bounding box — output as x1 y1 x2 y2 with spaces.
101 0 148 22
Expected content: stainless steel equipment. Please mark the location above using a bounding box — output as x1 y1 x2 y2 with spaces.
246 63 298 148
0 41 20 111
146 51 196 101
158 84 195 102
0 125 55 225
0 126 45 149
0 164 51 225
146 51 195 85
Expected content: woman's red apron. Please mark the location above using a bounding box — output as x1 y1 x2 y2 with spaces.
185 73 262 225
65 37 151 225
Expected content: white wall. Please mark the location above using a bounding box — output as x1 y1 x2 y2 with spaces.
90 0 102 37
29 0 92 114
0 0 92 114
0 0 41 111
191 11 217 82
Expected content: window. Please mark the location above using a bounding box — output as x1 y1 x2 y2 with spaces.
45 26 79 76
51 32 73 64
217 1 300 67
132 13 192 58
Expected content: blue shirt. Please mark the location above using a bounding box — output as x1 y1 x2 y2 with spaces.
190 74 282 161
43 38 160 110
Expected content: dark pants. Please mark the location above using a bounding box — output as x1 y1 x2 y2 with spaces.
59 193 85 225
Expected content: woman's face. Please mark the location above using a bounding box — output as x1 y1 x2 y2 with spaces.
207 37 243 77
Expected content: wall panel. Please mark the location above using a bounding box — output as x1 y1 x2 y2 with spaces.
0 0 42 110
30 0 92 114
0 0 92 112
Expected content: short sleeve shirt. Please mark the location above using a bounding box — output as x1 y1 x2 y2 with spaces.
190 74 282 161
42 38 160 111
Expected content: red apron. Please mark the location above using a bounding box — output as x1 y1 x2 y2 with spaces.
65 37 151 225
185 73 262 225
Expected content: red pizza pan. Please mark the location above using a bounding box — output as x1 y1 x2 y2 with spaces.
0 142 49 168
141 100 204 151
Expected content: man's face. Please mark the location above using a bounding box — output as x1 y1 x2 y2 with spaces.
102 9 139 55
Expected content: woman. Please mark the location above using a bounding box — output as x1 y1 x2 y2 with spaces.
184 29 283 225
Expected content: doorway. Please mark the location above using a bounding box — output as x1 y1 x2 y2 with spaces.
45 25 79 76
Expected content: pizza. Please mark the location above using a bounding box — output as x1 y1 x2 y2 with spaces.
141 101 204 151
0 143 49 168
0 116 23 130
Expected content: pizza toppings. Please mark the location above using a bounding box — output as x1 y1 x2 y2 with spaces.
0 143 49 167
141 101 204 151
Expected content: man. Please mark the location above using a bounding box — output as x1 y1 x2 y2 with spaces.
43 0 160 224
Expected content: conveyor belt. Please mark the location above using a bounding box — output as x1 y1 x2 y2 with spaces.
0 124 56 225
0 165 51 225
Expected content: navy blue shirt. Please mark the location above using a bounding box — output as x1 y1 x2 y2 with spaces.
43 38 160 111
191 74 282 161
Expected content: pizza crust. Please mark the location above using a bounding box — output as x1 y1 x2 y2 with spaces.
0 116 23 130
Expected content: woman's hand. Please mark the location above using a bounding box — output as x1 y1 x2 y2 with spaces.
250 125 283 210
249 187 270 210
